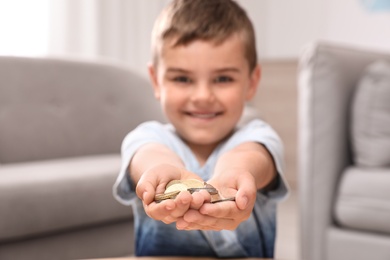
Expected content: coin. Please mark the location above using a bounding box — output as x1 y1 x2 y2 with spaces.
154 179 235 203
154 191 181 203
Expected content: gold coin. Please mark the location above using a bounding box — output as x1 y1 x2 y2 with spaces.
164 182 188 194
154 179 234 203
154 179 204 203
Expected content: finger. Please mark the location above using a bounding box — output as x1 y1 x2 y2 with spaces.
199 200 237 218
235 176 257 210
184 221 234 231
144 199 176 220
177 220 218 231
169 191 192 218
182 209 236 230
176 217 190 230
190 189 210 210
136 181 156 205
235 190 249 211
177 211 213 230
161 215 178 224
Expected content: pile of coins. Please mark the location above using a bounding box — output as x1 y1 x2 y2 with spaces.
154 179 235 203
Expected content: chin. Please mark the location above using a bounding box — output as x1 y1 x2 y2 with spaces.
190 133 231 146
176 125 236 146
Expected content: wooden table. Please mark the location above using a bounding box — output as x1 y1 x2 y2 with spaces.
86 257 272 260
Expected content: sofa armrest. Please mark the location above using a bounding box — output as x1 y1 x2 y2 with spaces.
298 41 390 260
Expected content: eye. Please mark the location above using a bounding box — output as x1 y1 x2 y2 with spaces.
214 76 233 83
173 76 192 83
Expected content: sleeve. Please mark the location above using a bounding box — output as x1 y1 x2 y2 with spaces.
219 119 289 200
112 121 172 205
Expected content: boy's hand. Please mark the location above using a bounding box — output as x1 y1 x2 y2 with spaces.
143 188 212 225
176 170 257 230
135 164 202 223
143 191 193 224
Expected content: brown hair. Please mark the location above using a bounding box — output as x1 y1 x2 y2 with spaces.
151 0 257 71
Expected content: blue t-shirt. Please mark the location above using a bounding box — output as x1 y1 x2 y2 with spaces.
113 119 288 257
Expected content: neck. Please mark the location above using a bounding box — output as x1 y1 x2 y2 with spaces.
187 142 219 167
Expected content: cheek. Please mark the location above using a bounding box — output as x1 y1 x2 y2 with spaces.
160 87 185 107
220 88 247 105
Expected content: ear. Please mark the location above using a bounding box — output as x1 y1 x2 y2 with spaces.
245 64 261 101
148 63 161 100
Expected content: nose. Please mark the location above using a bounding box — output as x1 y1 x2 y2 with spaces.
191 82 215 103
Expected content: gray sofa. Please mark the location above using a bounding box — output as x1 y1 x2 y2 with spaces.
298 41 390 260
0 56 164 259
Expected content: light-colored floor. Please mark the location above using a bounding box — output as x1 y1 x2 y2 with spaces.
275 189 300 260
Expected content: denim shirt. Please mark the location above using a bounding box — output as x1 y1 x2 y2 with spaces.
113 119 288 257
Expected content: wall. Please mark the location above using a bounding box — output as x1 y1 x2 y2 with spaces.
49 0 171 78
259 0 327 59
324 0 390 53
260 0 390 58
48 0 390 75
251 60 299 188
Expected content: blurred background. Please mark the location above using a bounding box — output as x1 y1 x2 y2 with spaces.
1 0 389 187
1 0 389 75
1 0 389 259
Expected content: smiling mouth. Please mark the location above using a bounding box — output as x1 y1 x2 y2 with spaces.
186 112 223 119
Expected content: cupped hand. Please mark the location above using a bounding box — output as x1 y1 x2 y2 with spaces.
143 190 193 224
135 164 203 222
176 170 257 230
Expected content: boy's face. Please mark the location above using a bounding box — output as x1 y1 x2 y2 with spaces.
149 34 260 152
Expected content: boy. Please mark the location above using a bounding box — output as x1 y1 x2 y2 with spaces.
113 0 288 257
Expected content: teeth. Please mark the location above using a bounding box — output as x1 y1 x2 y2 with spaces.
191 113 217 118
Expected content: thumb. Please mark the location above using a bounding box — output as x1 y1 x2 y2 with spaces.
235 176 256 210
236 190 249 210
136 181 156 205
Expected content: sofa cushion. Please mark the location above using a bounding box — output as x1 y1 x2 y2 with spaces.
351 61 390 167
335 166 390 235
0 56 164 164
0 154 132 242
